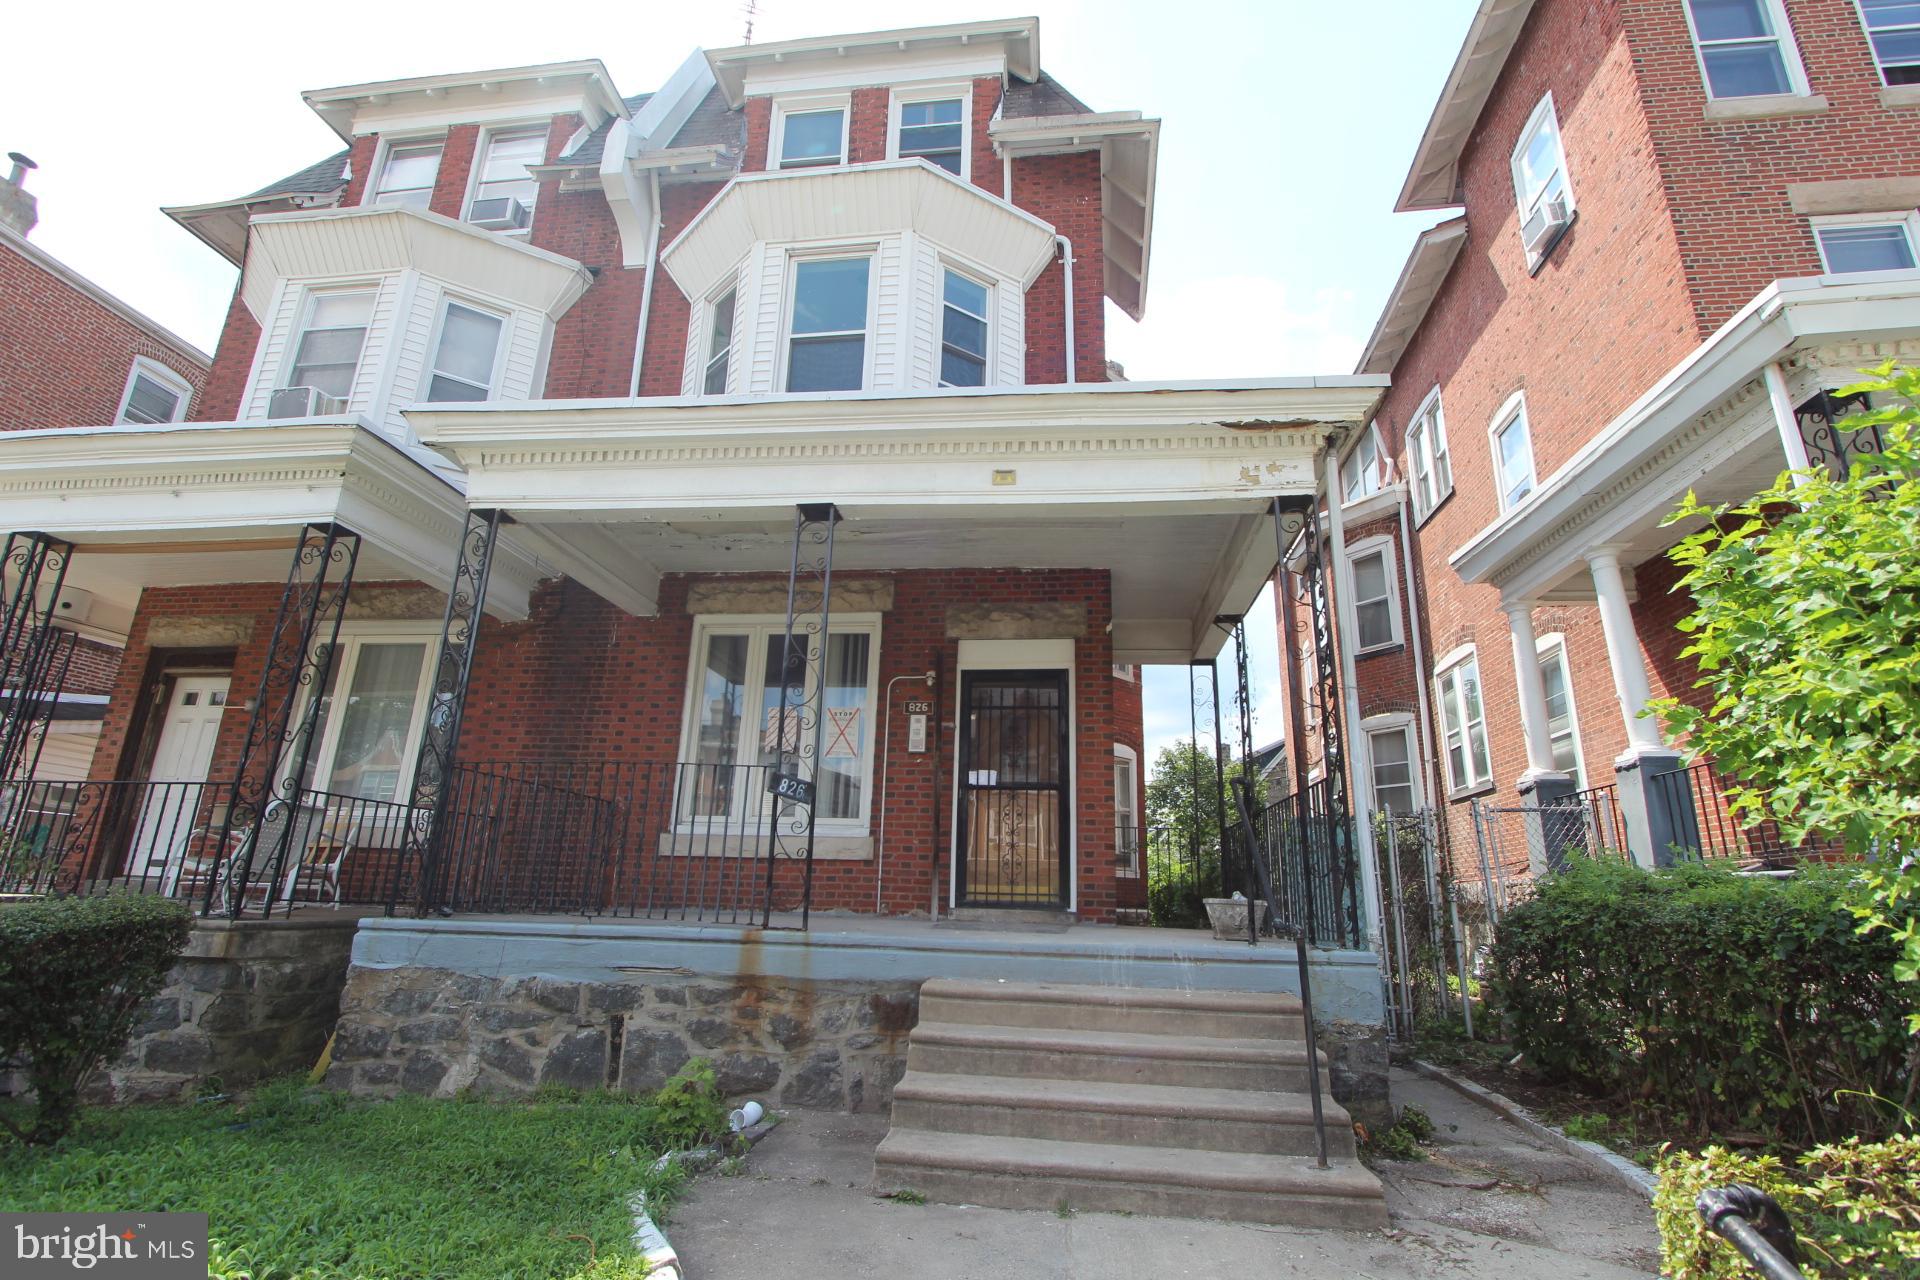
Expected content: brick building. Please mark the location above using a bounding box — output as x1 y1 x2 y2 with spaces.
0 152 212 781
1304 0 1920 882
0 19 1378 924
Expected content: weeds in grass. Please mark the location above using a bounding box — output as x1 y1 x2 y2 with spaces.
883 1189 927 1205
1361 1103 1438 1163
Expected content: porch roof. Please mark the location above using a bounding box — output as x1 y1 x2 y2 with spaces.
0 419 550 632
409 378 1383 662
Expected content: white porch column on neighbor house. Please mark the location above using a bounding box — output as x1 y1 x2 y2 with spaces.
1763 361 1813 489
1584 547 1691 867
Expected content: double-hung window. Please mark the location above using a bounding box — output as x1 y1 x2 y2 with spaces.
1406 388 1452 520
302 633 436 803
1537 639 1584 788
1683 0 1808 98
786 256 871 392
1860 0 1920 85
702 288 737 396
1511 95 1575 265
896 97 966 174
371 141 442 209
1341 423 1387 502
116 357 192 425
424 301 504 402
1113 745 1141 875
939 268 990 387
1491 395 1537 512
467 129 545 228
1366 724 1418 816
286 290 374 401
1347 541 1400 654
1813 212 1920 273
679 620 879 828
776 105 847 169
1436 653 1492 794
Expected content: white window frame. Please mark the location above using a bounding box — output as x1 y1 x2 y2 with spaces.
1858 0 1920 87
1488 391 1538 513
771 94 852 171
937 262 994 388
463 123 548 233
1341 422 1387 503
421 296 507 403
779 248 877 394
1681 0 1813 100
114 356 193 425
1509 93 1576 267
887 82 973 180
1113 743 1141 876
1344 535 1403 656
1535 633 1587 790
700 283 739 396
1811 210 1920 274
364 135 445 210
1360 714 1422 817
1406 385 1453 523
282 285 378 398
303 624 441 804
1435 647 1493 797
1111 663 1137 682
674 613 884 833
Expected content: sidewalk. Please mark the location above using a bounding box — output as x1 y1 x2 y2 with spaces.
667 1066 1663 1279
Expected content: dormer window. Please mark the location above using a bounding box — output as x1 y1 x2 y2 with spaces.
703 287 737 395
896 97 966 175
424 301 504 402
786 256 870 392
371 141 442 210
286 290 374 403
939 268 990 387
467 128 545 231
774 100 848 170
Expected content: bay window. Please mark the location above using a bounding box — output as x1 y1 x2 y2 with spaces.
424 301 504 402
286 290 374 401
786 256 871 392
703 287 737 396
939 268 990 387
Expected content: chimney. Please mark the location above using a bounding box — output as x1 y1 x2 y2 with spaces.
1 152 39 237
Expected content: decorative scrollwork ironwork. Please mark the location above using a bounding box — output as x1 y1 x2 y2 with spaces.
761 503 840 928
1795 389 1879 482
208 523 360 917
0 532 75 787
402 508 503 916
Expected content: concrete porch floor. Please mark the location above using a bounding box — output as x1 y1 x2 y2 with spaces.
668 1066 1662 1279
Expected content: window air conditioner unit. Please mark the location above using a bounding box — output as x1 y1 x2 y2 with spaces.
268 386 348 420
468 196 531 231
1521 197 1573 258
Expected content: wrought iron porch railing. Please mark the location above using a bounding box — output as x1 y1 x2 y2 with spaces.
1247 779 1365 951
1647 759 1845 868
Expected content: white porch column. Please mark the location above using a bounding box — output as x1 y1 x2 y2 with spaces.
1585 549 1666 755
1763 361 1813 490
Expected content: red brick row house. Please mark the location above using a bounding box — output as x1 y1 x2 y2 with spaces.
0 20 1377 927
1297 0 1920 888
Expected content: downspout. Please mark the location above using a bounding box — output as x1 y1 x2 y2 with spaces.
1322 446 1384 955
1393 476 1439 819
1054 234 1076 384
626 170 663 398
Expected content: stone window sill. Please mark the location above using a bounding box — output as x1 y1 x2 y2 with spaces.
658 832 873 861
1447 779 1497 803
1881 84 1920 110
1703 93 1828 122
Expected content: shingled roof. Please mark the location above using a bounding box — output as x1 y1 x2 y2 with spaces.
1002 71 1094 119
245 149 351 200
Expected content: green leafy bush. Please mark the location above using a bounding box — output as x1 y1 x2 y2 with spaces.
652 1058 729 1151
1491 858 1912 1144
1655 1136 1920 1278
0 894 192 1143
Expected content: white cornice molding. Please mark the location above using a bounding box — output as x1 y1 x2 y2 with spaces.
303 59 628 142
705 18 1039 108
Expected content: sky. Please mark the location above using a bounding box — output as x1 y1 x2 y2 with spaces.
1 0 1470 773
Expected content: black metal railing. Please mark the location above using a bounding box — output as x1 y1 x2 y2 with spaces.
1648 759 1844 869
1247 779 1364 950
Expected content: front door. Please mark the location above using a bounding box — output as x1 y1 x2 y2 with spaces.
128 675 230 879
956 670 1070 909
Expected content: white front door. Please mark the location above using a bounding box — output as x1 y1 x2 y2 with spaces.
131 676 230 878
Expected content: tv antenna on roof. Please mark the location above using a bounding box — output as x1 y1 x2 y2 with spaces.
742 0 759 45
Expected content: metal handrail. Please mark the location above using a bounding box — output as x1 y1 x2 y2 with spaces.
1232 775 1329 1171
1696 1184 1806 1280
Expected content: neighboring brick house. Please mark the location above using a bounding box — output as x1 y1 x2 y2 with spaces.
0 19 1379 925
1311 0 1920 877
0 153 212 780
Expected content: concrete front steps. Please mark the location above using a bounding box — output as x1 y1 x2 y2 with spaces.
873 978 1387 1229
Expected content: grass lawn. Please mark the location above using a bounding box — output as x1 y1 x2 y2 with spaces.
0 1080 686 1280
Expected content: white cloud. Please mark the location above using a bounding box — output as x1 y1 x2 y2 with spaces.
1108 275 1364 382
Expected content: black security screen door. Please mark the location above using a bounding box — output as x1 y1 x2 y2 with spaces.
956 670 1071 908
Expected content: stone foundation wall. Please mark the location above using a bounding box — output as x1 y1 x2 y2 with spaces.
327 966 922 1112
95 917 357 1102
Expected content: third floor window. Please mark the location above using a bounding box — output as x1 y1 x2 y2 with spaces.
777 106 847 169
1682 0 1809 98
897 98 966 175
371 142 442 210
1861 0 1920 85
467 129 544 231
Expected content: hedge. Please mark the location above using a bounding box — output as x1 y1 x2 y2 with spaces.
1490 858 1913 1145
1655 1137 1920 1278
0 893 193 1143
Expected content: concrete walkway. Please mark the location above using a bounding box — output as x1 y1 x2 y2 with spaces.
667 1066 1663 1278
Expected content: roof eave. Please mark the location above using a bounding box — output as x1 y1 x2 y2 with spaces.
1354 218 1470 375
705 16 1041 109
302 59 628 141
1394 0 1538 213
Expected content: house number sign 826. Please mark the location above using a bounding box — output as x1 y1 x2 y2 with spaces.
768 773 815 806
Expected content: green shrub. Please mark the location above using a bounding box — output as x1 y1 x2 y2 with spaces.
652 1058 729 1151
0 894 192 1144
1491 858 1913 1144
1655 1136 1920 1278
